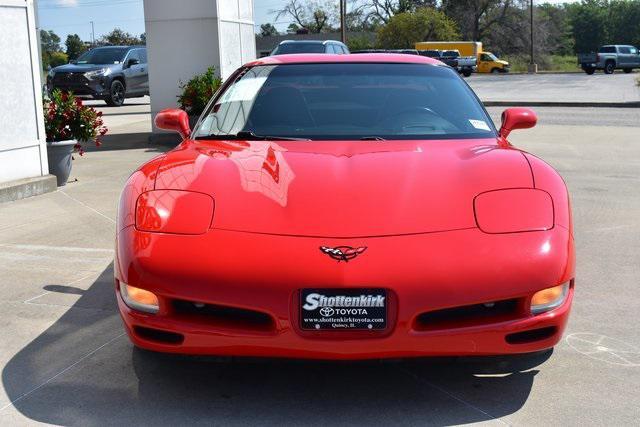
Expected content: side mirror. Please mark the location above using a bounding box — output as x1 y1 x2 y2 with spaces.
127 58 140 68
155 109 191 140
499 107 537 139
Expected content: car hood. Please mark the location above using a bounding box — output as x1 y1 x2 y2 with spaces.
154 139 533 237
52 63 118 73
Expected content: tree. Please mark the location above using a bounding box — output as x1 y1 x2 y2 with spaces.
377 8 459 49
441 0 517 42
369 0 438 23
49 51 69 68
40 29 62 69
65 34 87 60
140 32 146 44
40 29 61 53
273 0 338 33
260 23 279 37
286 23 301 34
97 28 142 46
567 0 607 53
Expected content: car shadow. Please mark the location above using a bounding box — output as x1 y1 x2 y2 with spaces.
2 263 548 425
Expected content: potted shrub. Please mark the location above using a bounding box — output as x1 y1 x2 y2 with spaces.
177 66 223 129
44 89 108 186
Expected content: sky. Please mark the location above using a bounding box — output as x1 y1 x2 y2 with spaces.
36 0 289 42
37 0 577 43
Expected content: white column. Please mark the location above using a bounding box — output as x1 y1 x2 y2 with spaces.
143 0 255 131
0 0 48 184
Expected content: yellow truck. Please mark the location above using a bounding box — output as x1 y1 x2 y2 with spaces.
415 41 510 73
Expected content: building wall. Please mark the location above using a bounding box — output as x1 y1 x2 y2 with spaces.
0 0 48 184
143 0 255 129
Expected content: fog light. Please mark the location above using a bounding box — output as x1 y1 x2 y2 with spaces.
119 282 159 314
530 283 569 315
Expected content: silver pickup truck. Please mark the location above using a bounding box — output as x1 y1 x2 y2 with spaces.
440 50 476 77
578 45 640 74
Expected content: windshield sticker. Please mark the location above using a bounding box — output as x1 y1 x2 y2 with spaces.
469 119 491 131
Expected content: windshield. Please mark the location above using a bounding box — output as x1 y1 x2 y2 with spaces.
272 43 326 55
76 47 128 65
194 63 496 141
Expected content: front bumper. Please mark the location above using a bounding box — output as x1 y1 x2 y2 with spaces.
115 226 575 359
48 74 109 97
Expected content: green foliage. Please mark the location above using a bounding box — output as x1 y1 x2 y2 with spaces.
260 23 279 37
40 30 61 53
49 51 69 67
65 34 87 60
177 67 223 117
567 0 640 53
377 7 459 49
346 35 375 51
98 28 143 46
40 29 62 70
44 89 108 152
502 55 581 73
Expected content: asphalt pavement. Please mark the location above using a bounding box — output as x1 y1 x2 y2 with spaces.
1 92 639 424
468 72 640 105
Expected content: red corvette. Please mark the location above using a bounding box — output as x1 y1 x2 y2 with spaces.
115 54 574 359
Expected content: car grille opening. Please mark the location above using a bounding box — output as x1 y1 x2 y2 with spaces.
505 327 557 344
172 300 276 333
414 299 520 331
133 326 184 345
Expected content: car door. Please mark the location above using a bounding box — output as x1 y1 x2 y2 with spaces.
122 49 145 94
478 53 492 73
618 46 631 67
628 47 640 67
138 48 149 94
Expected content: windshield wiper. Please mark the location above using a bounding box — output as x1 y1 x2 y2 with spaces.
195 131 309 141
235 131 310 141
360 136 386 141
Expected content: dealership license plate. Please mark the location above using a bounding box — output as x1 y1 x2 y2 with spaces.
300 288 387 330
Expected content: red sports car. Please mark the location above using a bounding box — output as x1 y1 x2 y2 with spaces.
115 54 574 359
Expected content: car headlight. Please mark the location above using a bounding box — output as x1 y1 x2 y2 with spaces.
473 188 554 233
135 190 214 234
119 282 159 314
84 68 110 79
530 282 569 315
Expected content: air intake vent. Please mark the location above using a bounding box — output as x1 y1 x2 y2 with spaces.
172 300 276 333
134 326 184 345
414 299 520 331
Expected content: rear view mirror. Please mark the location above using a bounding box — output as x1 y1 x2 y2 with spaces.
127 58 140 68
155 109 191 139
499 108 537 139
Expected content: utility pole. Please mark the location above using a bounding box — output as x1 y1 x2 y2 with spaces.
340 0 346 43
90 21 95 46
528 0 537 73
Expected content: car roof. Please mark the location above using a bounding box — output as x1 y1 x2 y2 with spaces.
247 53 441 67
91 45 145 50
279 40 344 45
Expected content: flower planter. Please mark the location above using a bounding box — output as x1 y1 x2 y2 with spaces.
47 139 76 186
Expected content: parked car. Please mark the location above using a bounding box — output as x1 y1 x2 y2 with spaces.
441 50 476 77
47 46 148 106
117 53 575 360
270 40 350 55
418 49 459 69
578 45 640 74
416 41 509 73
